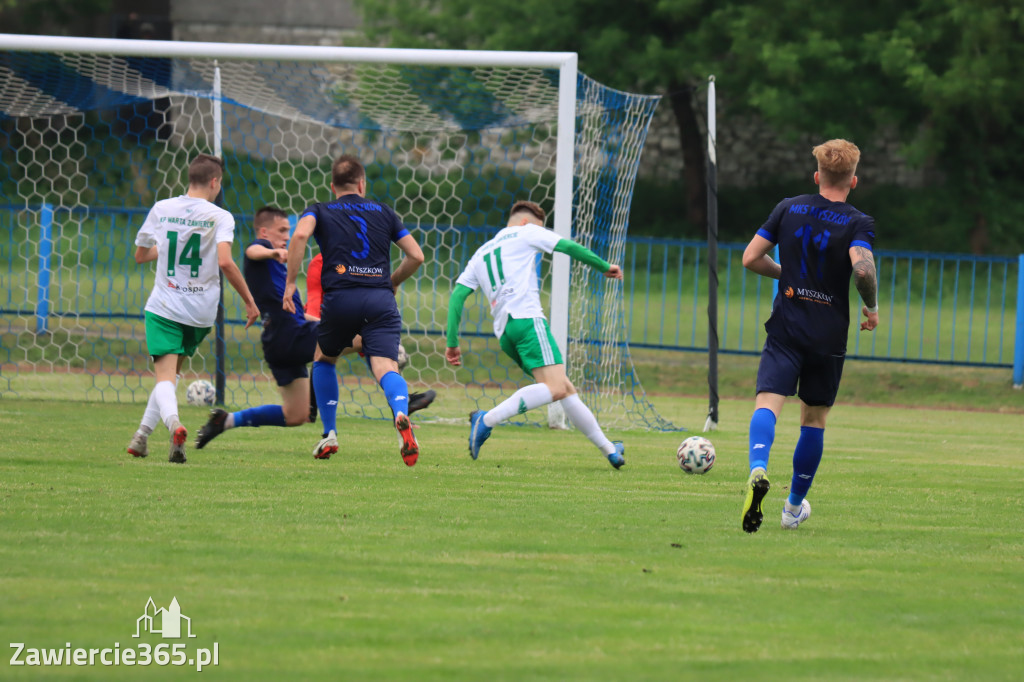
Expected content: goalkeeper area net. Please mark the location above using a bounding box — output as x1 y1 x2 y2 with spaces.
0 35 676 430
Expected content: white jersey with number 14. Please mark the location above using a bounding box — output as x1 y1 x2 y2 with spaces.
456 223 560 339
135 194 235 328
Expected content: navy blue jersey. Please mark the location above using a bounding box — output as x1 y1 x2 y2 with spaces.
301 194 409 292
244 238 313 350
758 193 875 353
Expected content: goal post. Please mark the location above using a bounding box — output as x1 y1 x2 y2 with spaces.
0 33 677 431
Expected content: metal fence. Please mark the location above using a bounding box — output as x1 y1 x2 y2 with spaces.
4 206 1023 387
624 237 1022 374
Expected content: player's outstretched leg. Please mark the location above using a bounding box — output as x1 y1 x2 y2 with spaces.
195 408 228 449
169 420 188 464
395 413 418 467
742 468 770 533
408 390 436 415
468 410 492 460
781 499 811 529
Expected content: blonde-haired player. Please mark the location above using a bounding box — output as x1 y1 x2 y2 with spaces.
740 139 879 531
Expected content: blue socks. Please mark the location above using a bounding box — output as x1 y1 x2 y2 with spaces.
379 370 409 419
788 426 824 506
232 404 286 428
748 407 777 472
312 361 338 435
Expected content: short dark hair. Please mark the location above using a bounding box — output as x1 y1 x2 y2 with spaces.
188 153 224 186
254 206 288 231
332 154 365 189
509 200 546 225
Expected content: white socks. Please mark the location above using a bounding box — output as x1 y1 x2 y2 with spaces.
151 380 179 431
561 394 616 456
138 388 160 436
484 384 553 427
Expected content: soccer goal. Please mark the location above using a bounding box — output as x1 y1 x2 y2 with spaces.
0 33 676 430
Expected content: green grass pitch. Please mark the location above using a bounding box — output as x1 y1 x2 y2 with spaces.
1 395 1022 681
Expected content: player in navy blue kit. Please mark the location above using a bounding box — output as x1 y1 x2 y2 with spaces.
283 155 424 465
740 139 879 532
194 206 435 452
193 207 317 449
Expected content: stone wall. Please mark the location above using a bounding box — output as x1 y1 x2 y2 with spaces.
168 1 928 190
639 104 929 189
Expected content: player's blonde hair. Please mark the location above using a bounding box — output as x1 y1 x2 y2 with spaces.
812 139 860 187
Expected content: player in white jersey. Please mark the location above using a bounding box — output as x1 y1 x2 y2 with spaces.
445 200 627 468
126 154 259 463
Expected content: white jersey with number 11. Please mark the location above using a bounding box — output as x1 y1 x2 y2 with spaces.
456 223 560 339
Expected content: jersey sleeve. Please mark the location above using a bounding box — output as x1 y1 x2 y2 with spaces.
300 203 319 225
850 215 876 251
756 201 788 244
134 207 159 247
214 210 235 244
521 224 561 253
455 255 481 291
389 207 411 242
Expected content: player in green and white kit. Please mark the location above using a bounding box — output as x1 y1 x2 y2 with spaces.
445 200 626 468
126 154 259 463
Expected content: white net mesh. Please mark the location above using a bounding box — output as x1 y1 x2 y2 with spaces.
0 43 675 429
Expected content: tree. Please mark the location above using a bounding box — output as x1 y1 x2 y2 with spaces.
871 0 1024 252
354 0 723 233
355 0 1024 252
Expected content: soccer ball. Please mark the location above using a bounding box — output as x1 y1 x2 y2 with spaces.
186 379 216 407
677 435 716 474
397 343 409 371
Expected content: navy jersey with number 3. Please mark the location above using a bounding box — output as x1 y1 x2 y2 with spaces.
758 193 875 353
301 194 409 292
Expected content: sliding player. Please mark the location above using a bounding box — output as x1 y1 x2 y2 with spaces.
195 206 434 453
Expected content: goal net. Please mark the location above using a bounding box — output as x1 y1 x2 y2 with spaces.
0 35 676 430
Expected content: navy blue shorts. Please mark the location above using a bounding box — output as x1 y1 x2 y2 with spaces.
756 334 846 407
262 320 319 387
318 287 402 361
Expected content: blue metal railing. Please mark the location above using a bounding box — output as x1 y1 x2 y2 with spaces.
2 205 1023 382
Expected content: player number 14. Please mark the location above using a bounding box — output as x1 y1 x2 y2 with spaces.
166 231 203 277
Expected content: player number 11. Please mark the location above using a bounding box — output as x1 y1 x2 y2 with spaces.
483 246 506 287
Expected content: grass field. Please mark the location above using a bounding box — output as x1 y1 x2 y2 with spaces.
1 393 1022 681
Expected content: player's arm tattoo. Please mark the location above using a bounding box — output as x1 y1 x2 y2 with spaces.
852 246 877 308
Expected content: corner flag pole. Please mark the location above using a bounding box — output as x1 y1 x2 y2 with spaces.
704 75 719 432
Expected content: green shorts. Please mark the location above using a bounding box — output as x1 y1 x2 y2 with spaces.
144 312 211 358
499 316 563 376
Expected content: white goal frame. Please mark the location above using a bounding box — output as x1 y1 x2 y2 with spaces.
0 33 577 427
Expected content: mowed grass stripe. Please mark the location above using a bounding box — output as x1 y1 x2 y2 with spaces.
0 398 1021 681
